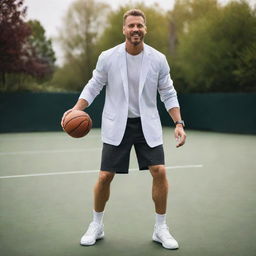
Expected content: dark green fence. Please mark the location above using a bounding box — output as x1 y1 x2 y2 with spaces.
158 93 256 134
0 92 255 134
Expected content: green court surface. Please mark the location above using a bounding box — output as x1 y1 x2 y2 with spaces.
0 129 255 256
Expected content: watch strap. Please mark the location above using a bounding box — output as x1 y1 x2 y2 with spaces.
175 120 185 127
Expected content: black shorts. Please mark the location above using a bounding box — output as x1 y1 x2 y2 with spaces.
100 118 165 174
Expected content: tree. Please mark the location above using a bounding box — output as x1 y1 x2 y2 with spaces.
0 0 31 89
168 0 218 52
56 0 110 91
27 20 56 80
234 42 256 92
172 0 256 92
167 0 219 92
0 0 56 91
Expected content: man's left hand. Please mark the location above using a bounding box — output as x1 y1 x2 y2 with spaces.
174 125 186 148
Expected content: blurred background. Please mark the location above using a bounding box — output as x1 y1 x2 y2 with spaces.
0 0 256 133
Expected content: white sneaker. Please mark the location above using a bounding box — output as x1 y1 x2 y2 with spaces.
80 222 104 246
152 224 179 249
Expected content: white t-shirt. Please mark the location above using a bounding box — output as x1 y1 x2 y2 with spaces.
126 51 143 118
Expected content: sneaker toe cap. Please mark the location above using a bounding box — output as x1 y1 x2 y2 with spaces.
80 235 95 246
163 239 179 249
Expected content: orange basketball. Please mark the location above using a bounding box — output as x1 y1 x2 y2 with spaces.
63 110 92 138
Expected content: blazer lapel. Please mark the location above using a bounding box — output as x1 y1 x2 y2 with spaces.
139 45 151 98
118 43 129 101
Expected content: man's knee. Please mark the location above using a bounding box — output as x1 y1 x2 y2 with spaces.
150 165 166 179
98 171 115 185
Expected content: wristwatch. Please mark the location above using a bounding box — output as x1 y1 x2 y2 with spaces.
175 120 185 128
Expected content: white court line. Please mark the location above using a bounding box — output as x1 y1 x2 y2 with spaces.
0 165 203 179
0 134 100 141
0 148 101 156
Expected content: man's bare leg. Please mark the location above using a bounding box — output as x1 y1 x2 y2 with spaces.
94 171 115 212
149 165 179 249
149 165 168 214
80 170 115 246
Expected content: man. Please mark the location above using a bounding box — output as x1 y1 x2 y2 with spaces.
61 9 186 250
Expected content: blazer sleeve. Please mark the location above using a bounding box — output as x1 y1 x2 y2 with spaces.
158 56 180 111
79 52 107 106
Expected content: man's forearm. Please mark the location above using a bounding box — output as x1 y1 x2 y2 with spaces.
168 107 182 124
73 98 89 111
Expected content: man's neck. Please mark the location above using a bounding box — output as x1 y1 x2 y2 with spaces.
125 40 144 55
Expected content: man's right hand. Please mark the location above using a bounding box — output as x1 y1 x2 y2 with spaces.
61 99 89 129
61 109 73 129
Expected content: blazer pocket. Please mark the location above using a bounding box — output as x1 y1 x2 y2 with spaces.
103 111 116 121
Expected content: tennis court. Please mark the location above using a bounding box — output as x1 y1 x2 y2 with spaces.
0 129 255 256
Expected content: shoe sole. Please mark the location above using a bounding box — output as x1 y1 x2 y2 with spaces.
152 233 179 250
80 232 104 246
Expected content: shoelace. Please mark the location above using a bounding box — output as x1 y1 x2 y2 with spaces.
86 223 101 236
157 225 173 239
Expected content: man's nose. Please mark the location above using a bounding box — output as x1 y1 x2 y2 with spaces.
132 25 139 31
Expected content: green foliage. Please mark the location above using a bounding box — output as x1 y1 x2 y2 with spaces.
234 42 256 92
143 5 169 55
95 6 125 53
172 0 256 92
170 0 218 37
51 62 86 92
53 0 110 91
28 20 56 67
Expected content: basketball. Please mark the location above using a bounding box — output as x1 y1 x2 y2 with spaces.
63 110 92 138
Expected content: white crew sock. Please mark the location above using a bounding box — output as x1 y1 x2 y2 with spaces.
155 213 167 227
93 210 104 225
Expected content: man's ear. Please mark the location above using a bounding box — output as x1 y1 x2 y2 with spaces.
122 26 125 35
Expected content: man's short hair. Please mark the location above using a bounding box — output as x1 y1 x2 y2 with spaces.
123 9 146 25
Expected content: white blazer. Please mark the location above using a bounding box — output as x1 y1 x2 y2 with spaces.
79 42 179 147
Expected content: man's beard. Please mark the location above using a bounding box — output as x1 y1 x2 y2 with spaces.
127 31 144 45
132 40 141 46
